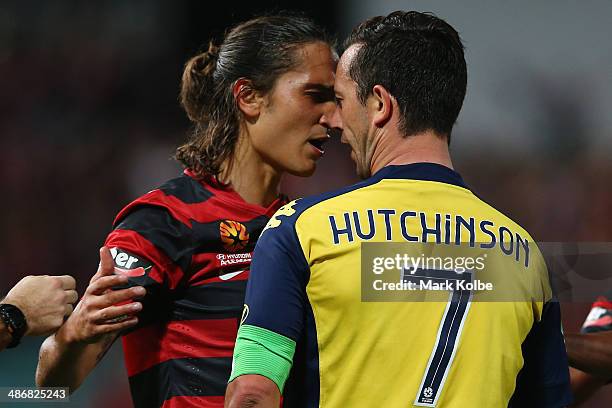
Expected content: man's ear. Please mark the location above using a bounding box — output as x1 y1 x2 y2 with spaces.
369 84 393 128
233 78 262 120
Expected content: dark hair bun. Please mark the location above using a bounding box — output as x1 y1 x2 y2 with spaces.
180 41 219 123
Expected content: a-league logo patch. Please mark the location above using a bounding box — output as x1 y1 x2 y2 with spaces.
220 220 250 252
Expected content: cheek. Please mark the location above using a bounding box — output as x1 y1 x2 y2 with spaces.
250 120 279 151
277 111 318 155
273 99 313 133
344 110 367 148
249 109 314 170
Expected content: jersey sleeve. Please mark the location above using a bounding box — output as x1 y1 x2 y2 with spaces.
509 300 573 407
229 200 309 391
104 202 194 327
581 289 612 334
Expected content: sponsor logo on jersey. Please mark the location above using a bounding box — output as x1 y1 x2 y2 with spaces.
220 220 250 252
109 247 152 277
219 270 246 281
216 252 252 266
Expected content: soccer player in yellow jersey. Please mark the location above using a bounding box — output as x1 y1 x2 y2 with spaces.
226 11 572 408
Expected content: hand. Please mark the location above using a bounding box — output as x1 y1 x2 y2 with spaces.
2 274 77 336
62 247 145 344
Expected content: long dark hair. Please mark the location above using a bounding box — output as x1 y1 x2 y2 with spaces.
176 14 331 177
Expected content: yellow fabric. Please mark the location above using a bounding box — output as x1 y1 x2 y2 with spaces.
293 178 550 407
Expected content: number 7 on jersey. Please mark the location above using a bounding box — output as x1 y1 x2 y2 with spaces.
402 268 474 407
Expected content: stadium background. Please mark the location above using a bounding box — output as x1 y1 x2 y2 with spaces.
1 0 611 406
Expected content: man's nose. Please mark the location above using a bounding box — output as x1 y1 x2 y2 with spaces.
321 104 343 134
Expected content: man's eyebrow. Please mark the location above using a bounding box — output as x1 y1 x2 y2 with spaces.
303 83 335 93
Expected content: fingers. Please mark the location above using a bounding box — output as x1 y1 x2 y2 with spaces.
94 287 146 309
99 246 116 276
97 317 139 334
93 302 142 324
65 290 79 305
77 315 139 339
56 275 76 290
61 290 78 318
86 274 130 296
64 303 74 317
91 247 116 283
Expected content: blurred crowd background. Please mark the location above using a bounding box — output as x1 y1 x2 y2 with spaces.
1 1 611 406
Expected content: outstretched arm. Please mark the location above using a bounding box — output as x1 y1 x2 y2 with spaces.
566 331 612 378
36 247 144 392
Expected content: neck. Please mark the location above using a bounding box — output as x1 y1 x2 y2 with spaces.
220 135 282 207
370 128 453 175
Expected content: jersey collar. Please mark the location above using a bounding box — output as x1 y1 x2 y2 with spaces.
371 162 468 189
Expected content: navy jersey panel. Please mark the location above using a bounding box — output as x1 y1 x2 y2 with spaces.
242 200 310 341
510 300 572 407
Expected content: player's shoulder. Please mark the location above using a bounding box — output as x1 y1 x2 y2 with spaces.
261 176 382 237
113 172 213 228
107 173 202 274
470 191 536 242
156 172 214 205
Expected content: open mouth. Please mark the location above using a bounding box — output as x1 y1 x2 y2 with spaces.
308 136 329 154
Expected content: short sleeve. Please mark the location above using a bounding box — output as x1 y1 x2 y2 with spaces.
105 205 194 326
230 200 310 391
241 200 310 341
509 300 573 407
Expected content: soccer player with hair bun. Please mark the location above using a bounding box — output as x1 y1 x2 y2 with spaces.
36 14 337 408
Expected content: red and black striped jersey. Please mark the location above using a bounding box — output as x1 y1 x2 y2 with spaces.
104 169 286 408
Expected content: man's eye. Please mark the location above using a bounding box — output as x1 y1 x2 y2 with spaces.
307 91 334 103
335 98 343 108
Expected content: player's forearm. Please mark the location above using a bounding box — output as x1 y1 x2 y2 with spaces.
36 326 115 392
36 329 89 391
224 377 280 408
566 332 612 378
569 367 609 406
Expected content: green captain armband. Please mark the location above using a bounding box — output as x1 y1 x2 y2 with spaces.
229 324 297 392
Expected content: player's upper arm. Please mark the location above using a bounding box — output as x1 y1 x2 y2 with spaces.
509 300 573 407
105 204 194 326
229 200 309 392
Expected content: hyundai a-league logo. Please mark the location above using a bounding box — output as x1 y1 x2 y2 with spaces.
220 220 250 252
423 387 433 398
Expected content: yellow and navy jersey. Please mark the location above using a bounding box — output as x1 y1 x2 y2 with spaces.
231 163 571 407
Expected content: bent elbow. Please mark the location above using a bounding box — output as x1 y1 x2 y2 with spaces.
226 375 279 408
